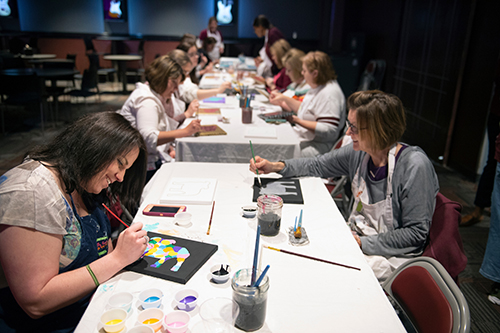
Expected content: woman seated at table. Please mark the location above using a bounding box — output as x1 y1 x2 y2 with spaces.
263 39 292 92
250 90 440 282
274 51 346 157
168 49 200 124
0 112 149 332
118 55 202 182
176 39 231 103
269 48 310 110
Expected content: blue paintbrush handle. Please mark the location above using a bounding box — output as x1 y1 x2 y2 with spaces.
253 264 270 287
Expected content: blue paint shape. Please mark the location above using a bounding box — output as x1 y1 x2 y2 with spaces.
180 295 197 304
144 296 160 303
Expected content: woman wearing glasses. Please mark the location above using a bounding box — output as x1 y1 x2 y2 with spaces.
272 51 346 157
250 90 439 282
176 39 231 103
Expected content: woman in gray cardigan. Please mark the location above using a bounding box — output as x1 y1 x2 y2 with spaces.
250 90 439 281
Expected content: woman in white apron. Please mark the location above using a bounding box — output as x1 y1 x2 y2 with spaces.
249 90 439 282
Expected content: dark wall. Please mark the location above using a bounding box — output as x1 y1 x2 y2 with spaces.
448 1 500 178
18 0 104 34
341 0 403 92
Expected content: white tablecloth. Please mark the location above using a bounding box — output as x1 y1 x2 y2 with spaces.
176 96 301 163
75 163 405 333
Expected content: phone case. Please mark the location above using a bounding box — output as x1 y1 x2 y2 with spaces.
143 204 186 217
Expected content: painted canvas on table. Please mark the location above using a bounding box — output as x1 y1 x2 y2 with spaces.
252 178 304 204
126 232 218 284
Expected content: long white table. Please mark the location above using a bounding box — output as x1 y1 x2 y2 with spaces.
75 163 405 333
176 96 301 163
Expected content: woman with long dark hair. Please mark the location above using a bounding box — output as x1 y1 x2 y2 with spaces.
0 112 149 332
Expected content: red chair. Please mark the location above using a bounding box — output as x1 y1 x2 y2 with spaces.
383 257 470 333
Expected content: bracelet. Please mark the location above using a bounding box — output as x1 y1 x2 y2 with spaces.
86 264 99 287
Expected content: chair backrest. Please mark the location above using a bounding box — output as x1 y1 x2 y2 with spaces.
423 193 467 281
81 69 98 92
383 257 470 333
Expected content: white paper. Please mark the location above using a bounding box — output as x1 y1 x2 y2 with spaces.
199 116 219 125
160 177 217 205
244 127 277 139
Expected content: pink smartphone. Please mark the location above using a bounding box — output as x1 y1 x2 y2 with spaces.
143 204 186 217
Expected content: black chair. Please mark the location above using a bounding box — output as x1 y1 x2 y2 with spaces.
88 53 117 88
64 69 100 114
358 60 386 91
0 72 47 135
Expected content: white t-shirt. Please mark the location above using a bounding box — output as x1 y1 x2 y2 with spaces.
118 82 177 170
294 80 346 155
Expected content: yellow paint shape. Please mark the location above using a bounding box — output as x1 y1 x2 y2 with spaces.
105 319 123 325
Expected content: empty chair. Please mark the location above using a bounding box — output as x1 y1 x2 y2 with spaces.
383 256 470 333
64 69 100 112
358 60 386 91
88 52 116 87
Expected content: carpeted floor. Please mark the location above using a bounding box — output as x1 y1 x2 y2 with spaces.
1 81 500 331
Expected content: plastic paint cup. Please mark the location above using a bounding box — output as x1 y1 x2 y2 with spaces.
232 268 269 332
174 212 192 226
139 288 163 309
210 264 232 284
128 325 155 333
137 308 164 332
164 310 190 333
174 289 199 312
200 297 240 333
100 308 127 333
108 291 134 313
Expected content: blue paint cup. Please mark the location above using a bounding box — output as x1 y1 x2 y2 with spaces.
139 288 163 309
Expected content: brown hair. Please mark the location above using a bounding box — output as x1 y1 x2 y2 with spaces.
302 51 337 85
282 48 305 81
202 37 217 51
347 90 406 151
145 55 184 95
270 39 291 69
168 49 192 69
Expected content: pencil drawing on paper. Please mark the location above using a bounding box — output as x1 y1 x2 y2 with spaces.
259 181 298 196
165 180 212 197
143 237 190 272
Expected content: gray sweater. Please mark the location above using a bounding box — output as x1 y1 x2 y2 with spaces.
279 143 439 257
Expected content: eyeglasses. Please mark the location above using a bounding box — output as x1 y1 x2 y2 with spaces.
346 119 360 134
187 51 199 58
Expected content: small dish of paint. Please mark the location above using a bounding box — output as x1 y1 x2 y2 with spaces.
241 205 257 218
100 308 127 333
174 212 192 226
136 308 164 332
210 264 231 284
138 288 163 310
164 310 190 333
174 289 199 312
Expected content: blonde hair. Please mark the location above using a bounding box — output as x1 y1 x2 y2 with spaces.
270 39 291 69
302 51 337 85
145 55 184 94
282 48 305 80
347 90 406 151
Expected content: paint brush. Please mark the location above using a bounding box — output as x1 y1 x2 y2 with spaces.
263 244 361 271
251 225 261 285
249 140 262 187
253 264 270 287
102 203 129 229
206 200 216 235
294 209 303 238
